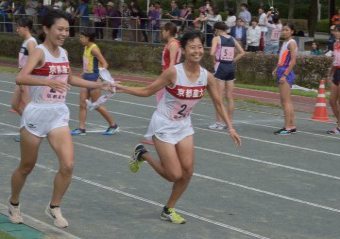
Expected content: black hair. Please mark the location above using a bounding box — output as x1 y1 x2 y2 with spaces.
272 14 280 24
41 9 69 29
163 22 178 36
39 9 69 42
180 30 205 49
16 17 33 31
283 23 295 34
80 29 96 42
214 21 228 31
228 9 235 16
240 3 248 8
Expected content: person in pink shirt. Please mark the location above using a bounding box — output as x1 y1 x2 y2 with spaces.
93 1 107 39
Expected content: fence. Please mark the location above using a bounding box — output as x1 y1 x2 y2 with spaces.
0 13 215 46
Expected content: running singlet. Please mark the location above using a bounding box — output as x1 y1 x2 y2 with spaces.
278 39 297 67
30 44 70 104
157 63 208 121
162 39 181 71
83 43 99 74
18 37 37 68
215 35 235 63
333 41 340 68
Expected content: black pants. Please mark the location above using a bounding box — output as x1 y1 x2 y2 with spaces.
95 22 105 39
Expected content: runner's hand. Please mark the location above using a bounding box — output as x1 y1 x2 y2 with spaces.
48 80 69 93
102 82 115 92
228 128 241 147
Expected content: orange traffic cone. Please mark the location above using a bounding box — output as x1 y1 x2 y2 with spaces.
311 79 329 121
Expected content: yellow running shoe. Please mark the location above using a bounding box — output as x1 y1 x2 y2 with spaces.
129 144 147 173
160 207 186 224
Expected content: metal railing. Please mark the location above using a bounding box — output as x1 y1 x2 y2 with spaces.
0 13 215 46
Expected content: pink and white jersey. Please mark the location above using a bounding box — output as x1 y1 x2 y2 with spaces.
30 44 70 104
333 41 340 68
157 64 208 121
18 37 37 68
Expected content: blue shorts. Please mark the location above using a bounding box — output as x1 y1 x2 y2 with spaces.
276 67 295 86
214 62 235 81
82 73 99 81
333 69 340 86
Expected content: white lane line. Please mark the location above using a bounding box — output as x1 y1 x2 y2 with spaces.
0 152 271 239
3 117 340 215
195 126 340 158
0 203 82 239
2 93 339 158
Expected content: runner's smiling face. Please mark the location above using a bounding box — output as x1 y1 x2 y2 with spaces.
44 18 69 46
183 38 204 63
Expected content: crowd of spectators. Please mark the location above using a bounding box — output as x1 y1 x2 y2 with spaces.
0 0 335 54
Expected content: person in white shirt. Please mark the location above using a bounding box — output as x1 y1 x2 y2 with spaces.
203 6 222 47
258 7 267 51
225 9 236 30
246 19 261 52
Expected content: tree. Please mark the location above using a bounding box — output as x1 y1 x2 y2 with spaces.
308 0 318 37
288 0 295 19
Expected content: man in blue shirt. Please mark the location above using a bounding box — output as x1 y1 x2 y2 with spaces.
230 18 247 48
76 0 89 28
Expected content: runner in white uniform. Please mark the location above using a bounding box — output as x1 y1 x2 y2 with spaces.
11 17 37 116
8 10 113 228
115 31 241 224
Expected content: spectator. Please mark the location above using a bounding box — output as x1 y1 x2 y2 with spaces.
310 42 323 55
258 6 267 51
165 0 180 26
93 1 107 39
225 9 236 30
75 0 89 28
37 1 50 25
239 3 251 27
25 0 38 16
121 2 131 41
264 13 282 54
0 0 12 32
179 4 194 30
327 25 336 53
13 1 26 15
130 1 148 42
148 2 161 43
106 1 121 40
205 6 222 47
65 0 76 37
246 18 261 52
53 0 63 10
180 2 189 18
331 9 340 25
199 0 212 14
193 10 206 32
230 18 247 48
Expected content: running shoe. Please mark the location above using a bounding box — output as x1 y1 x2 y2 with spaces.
129 144 148 173
326 127 340 135
45 204 69 228
274 128 297 135
160 207 186 224
71 128 86 136
208 122 227 130
8 197 23 224
13 135 20 142
102 124 119 135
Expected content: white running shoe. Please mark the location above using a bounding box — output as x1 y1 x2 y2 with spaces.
8 197 23 224
45 204 69 228
208 122 227 130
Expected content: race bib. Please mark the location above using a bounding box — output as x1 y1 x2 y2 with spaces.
220 46 234 61
42 75 68 103
271 29 281 41
334 50 340 66
171 103 193 120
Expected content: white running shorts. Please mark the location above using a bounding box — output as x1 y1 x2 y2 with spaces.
20 103 70 137
144 111 194 145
